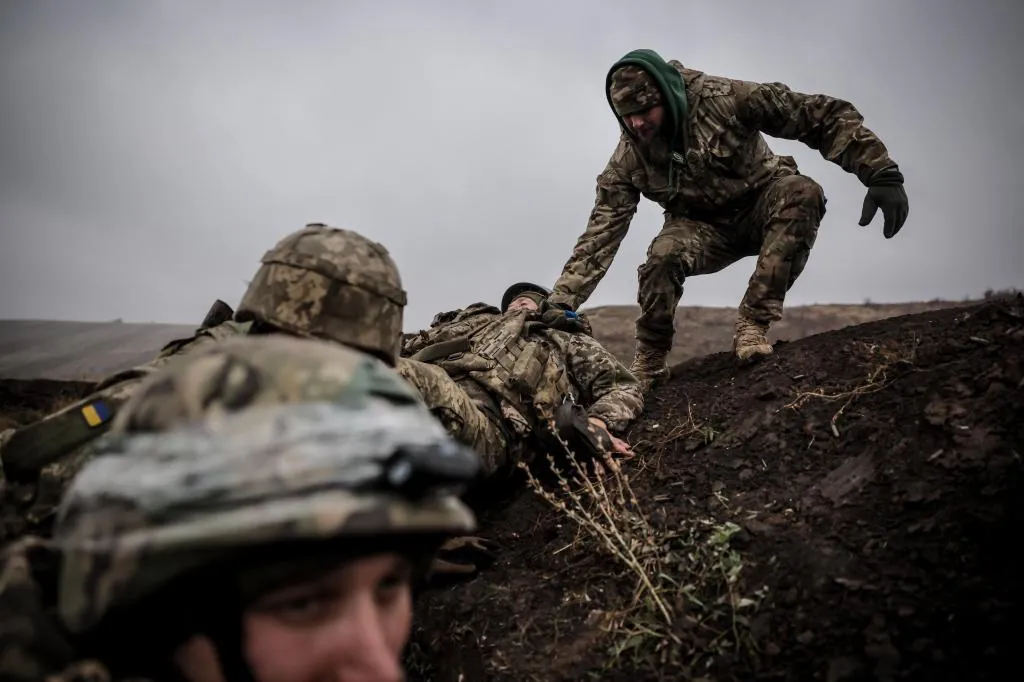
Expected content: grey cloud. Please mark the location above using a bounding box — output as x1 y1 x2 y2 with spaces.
1 0 1021 331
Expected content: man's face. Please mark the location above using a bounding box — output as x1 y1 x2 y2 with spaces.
622 105 665 144
174 553 413 682
507 295 540 312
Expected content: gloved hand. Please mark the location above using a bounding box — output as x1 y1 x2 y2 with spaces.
538 299 588 333
858 166 909 239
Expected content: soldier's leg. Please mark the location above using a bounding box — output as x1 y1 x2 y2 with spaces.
735 174 827 360
633 216 743 387
396 359 509 476
395 359 506 581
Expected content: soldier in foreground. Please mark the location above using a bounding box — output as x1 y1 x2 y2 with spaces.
0 223 407 538
399 281 643 478
545 48 910 389
0 334 480 682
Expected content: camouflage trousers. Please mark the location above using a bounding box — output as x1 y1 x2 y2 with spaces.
396 359 510 476
637 173 826 350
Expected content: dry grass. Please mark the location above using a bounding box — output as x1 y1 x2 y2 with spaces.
0 381 94 432
521 432 768 674
521 446 673 627
782 335 921 437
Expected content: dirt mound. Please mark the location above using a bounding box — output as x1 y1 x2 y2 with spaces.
407 295 1024 681
584 300 977 368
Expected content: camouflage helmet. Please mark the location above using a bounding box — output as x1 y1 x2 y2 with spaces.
235 223 407 366
501 281 551 312
53 334 479 634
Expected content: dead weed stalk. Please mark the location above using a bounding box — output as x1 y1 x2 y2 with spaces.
628 401 716 477
519 444 674 628
520 435 769 673
783 336 920 435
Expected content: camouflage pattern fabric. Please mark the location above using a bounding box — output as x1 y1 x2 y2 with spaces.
235 222 407 366
397 358 510 475
549 61 900 321
107 333 422 437
0 320 251 542
637 173 826 349
401 305 643 470
608 65 662 116
0 334 478 680
58 399 477 634
1 222 409 538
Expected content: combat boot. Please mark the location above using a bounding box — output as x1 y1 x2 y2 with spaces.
629 343 671 392
733 316 774 362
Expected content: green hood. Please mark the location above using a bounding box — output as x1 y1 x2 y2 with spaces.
605 49 689 182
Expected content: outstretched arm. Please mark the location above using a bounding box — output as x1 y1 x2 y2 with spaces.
734 79 898 185
565 334 644 433
735 78 909 236
549 143 641 311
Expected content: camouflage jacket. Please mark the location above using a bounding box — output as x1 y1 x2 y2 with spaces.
0 537 137 682
0 320 251 541
550 62 899 310
401 304 643 433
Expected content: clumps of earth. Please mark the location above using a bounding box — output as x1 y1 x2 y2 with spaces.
406 294 1024 681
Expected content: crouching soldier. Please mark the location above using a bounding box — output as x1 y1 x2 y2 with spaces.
0 333 480 682
546 48 910 388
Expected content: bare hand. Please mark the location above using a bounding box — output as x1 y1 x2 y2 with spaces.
587 417 634 458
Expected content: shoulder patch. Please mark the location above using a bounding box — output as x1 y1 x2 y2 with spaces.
80 400 113 428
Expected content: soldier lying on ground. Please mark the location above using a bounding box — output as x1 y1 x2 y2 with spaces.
0 334 481 682
0 223 407 538
398 281 644 481
544 48 910 390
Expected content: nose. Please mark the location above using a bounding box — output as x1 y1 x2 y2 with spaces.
329 601 405 682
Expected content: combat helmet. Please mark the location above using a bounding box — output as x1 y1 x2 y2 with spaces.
236 223 408 366
501 281 551 312
52 334 479 677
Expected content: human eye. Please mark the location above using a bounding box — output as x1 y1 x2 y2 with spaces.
375 562 412 605
255 584 335 626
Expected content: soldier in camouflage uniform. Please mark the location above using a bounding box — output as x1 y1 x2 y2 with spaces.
0 333 480 682
398 281 643 477
546 49 911 388
0 223 408 540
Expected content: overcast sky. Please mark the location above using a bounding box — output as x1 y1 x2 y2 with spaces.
1 0 1021 331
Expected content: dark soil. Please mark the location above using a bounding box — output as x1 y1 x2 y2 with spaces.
0 379 93 431
406 295 1024 681
0 379 94 543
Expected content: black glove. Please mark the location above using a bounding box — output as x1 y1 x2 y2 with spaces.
553 401 613 460
537 299 589 333
859 166 909 239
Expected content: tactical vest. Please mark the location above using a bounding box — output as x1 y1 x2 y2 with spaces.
420 310 575 428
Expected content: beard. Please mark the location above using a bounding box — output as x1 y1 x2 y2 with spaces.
638 131 672 167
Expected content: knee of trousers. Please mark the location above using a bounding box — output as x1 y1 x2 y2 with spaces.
638 247 688 286
774 174 827 225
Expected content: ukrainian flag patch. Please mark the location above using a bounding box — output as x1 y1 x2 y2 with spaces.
80 400 112 428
